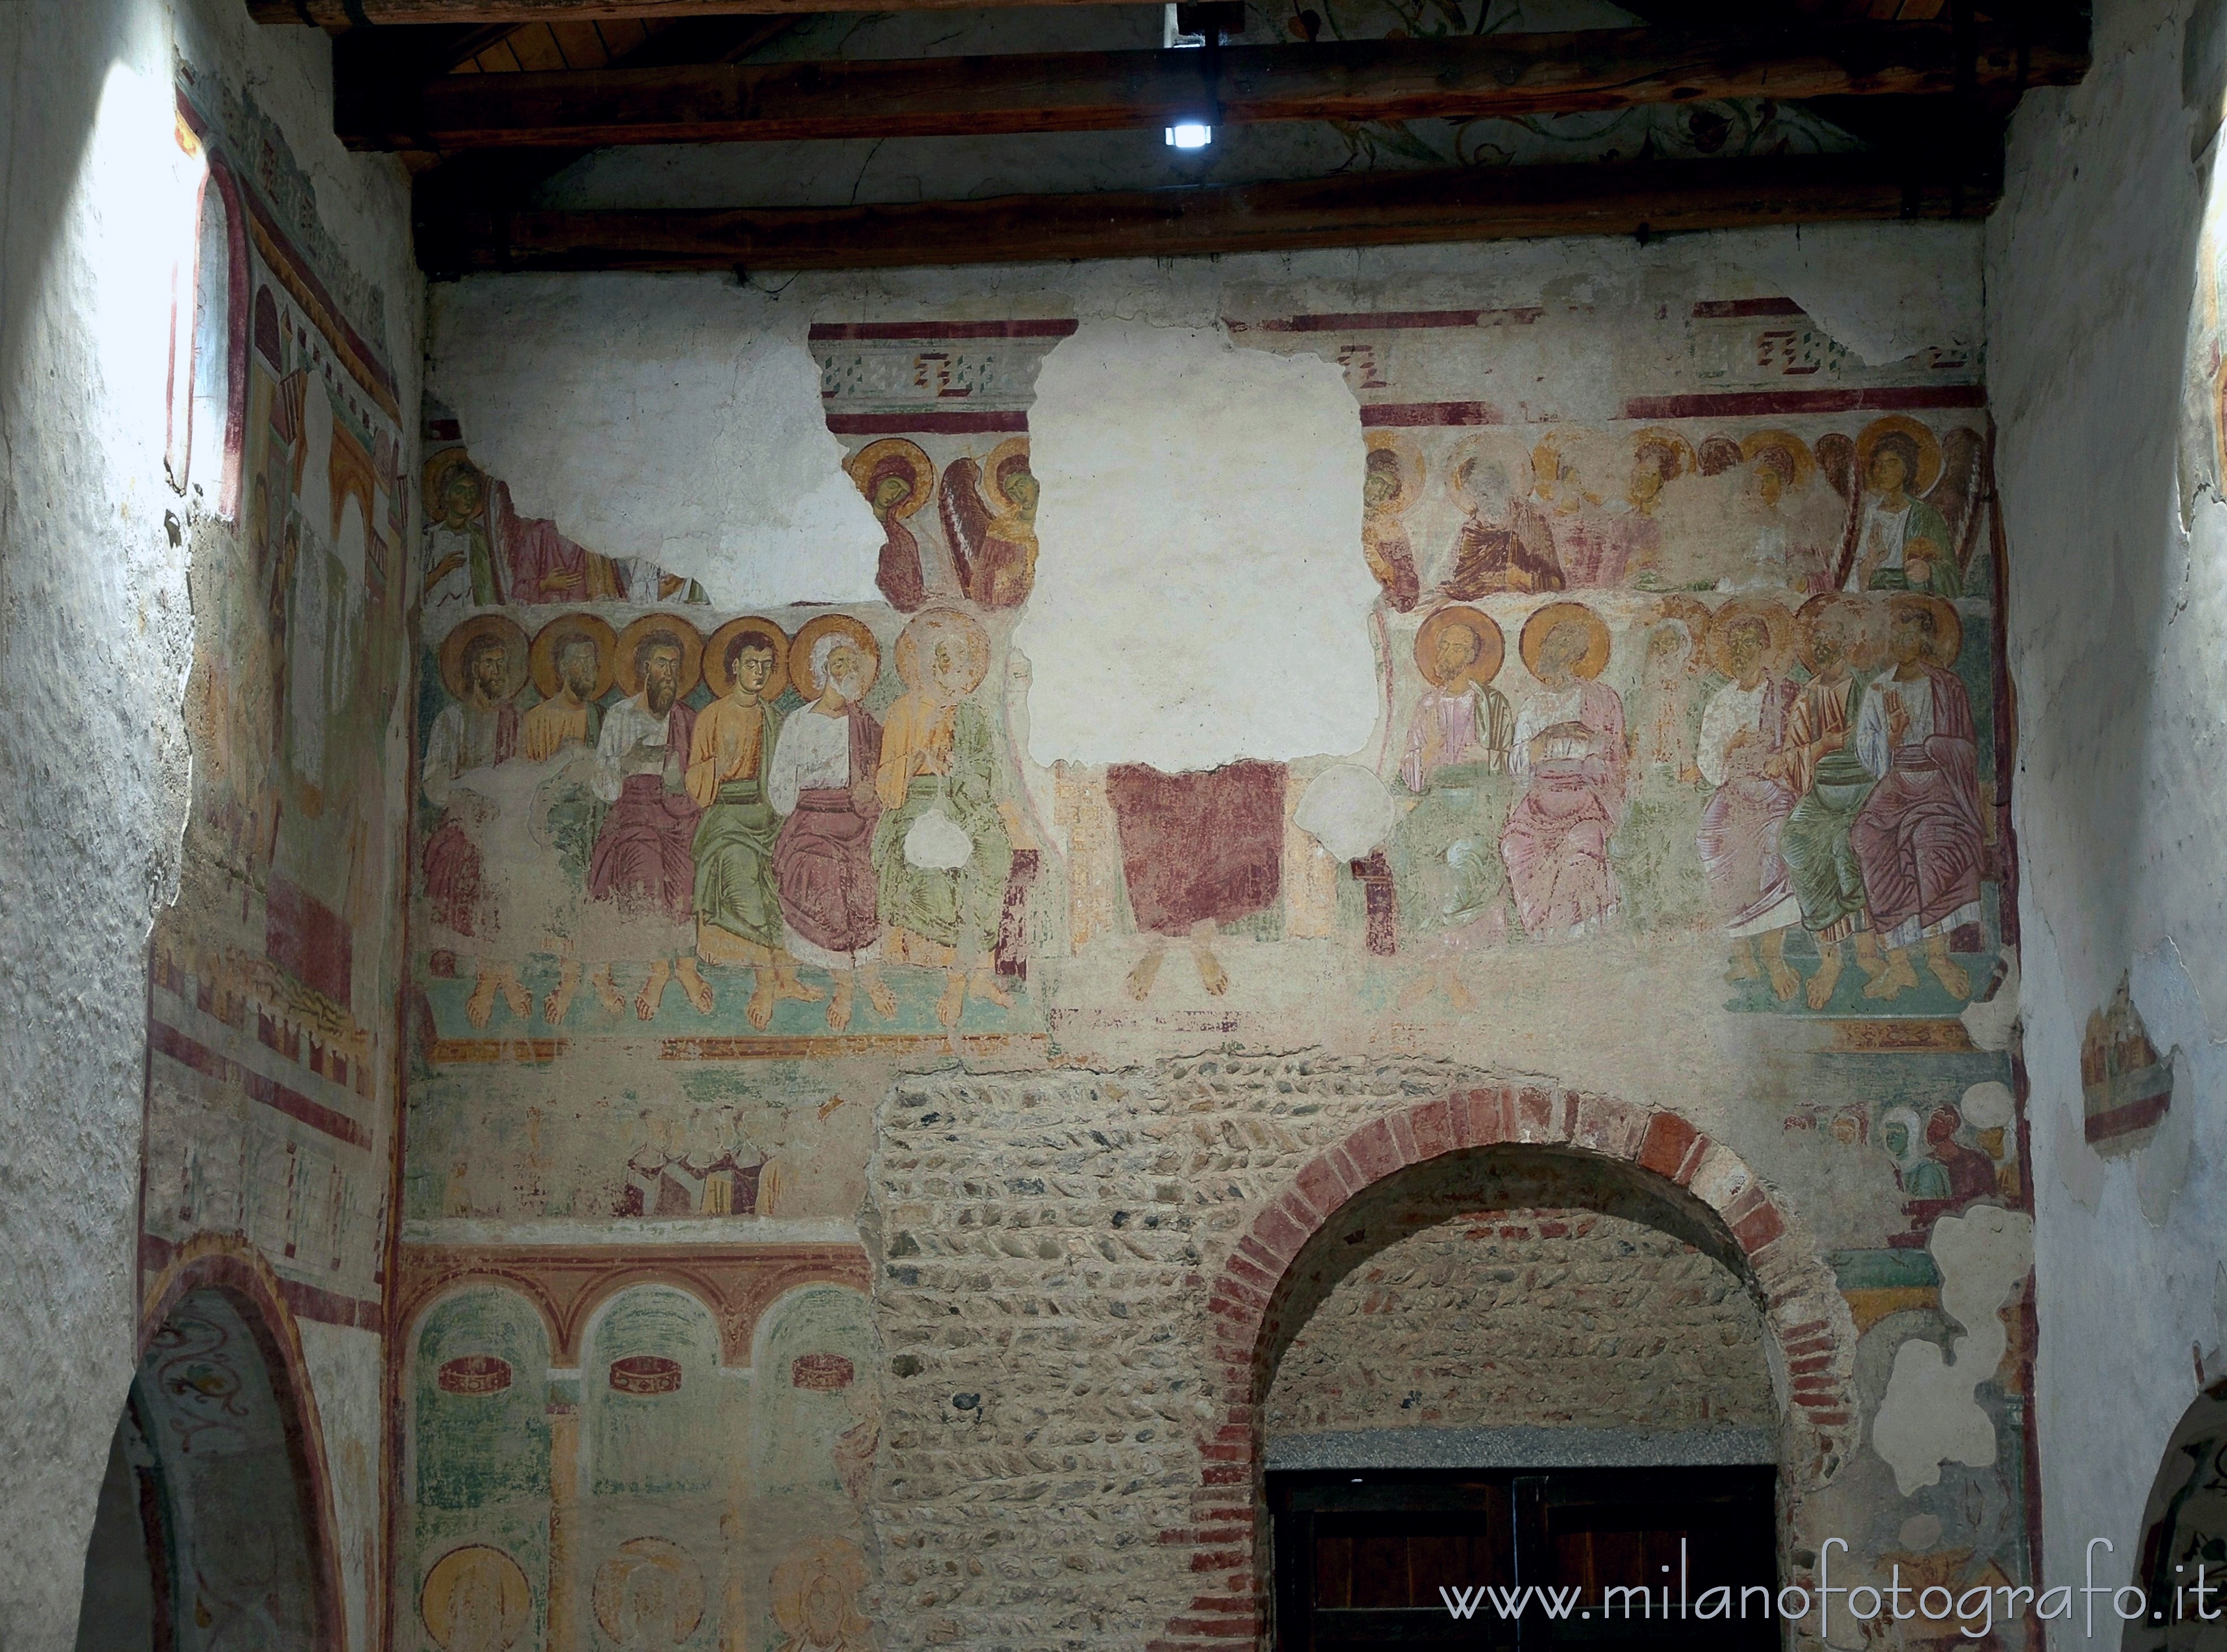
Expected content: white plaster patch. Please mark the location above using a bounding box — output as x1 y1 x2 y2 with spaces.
1870 1205 2033 1496
429 275 883 607
1959 1081 2016 1132
1014 320 1376 770
1293 764 1394 860
1959 948 2020 1051
1727 222 1983 366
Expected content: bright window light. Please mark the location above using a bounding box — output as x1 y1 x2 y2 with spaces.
1166 122 1213 149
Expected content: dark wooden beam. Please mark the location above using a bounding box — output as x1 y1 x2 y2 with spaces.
257 0 1131 21
342 20 2083 151
414 151 2000 274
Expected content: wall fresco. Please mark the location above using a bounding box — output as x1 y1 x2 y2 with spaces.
402 290 2030 1650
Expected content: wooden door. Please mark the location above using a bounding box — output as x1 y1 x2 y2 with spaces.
1269 1466 1777 1650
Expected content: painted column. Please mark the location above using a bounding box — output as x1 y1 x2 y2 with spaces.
548 1397 580 1652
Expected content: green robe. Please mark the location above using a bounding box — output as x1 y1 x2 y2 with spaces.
692 703 786 951
1864 495 1963 597
871 701 1011 954
1388 761 1516 940
1779 676 1875 938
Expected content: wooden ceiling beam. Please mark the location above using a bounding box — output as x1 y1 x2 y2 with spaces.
257 0 1134 21
340 20 2083 151
414 151 2000 274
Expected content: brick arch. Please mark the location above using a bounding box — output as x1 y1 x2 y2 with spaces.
1155 1083 1857 1652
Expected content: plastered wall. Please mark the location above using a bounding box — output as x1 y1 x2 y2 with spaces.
0 5 419 1645
1990 0 2227 1631
405 228 2039 1650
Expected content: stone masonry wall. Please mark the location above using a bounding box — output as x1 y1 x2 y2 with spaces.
1265 1208 1773 1440
862 1053 1828 1652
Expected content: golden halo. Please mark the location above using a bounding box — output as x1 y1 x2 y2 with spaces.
420 1545 531 1652
845 438 935 520
1889 592 1964 667
1447 432 1536 516
1705 597 1794 679
1653 594 1714 642
439 614 529 703
702 616 790 702
1630 425 1698 480
421 447 485 513
613 614 705 701
1362 430 1426 518
591 1537 704 1647
1739 429 1816 491
895 606 991 697
1413 605 1504 690
1856 415 1944 493
528 612 617 702
790 614 882 701
1793 592 1869 671
982 437 1036 514
1518 600 1612 681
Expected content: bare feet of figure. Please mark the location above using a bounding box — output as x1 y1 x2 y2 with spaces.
935 971 967 1028
1193 947 1230 997
466 970 500 1029
592 966 627 1017
590 966 627 1016
1763 931 1801 1002
827 975 854 1033
774 968 824 1006
636 959 672 1020
1726 937 1761 983
1924 935 1972 999
497 966 531 1020
675 956 715 1015
745 970 778 1031
1863 947 1921 1001
1440 964 1475 1012
969 968 1013 1010
862 970 898 1020
1125 946 1166 1002
544 960 581 1025
1805 945 1844 1012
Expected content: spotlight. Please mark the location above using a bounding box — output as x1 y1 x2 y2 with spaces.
1166 122 1213 149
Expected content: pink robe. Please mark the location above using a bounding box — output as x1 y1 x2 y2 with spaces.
423 702 518 938
495 482 623 604
588 703 700 923
1850 662 1985 942
772 706 885 957
1500 682 1625 938
1696 680 1799 932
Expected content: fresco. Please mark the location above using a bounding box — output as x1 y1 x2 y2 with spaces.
401 298 2028 1648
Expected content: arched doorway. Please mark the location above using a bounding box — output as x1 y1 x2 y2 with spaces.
76 1247 342 1651
2126 1379 2227 1651
1161 1083 1856 1652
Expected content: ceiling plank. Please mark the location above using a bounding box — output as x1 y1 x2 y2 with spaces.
414 151 1998 273
341 19 2083 151
259 0 1139 20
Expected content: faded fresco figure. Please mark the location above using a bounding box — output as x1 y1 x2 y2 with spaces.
1722 431 1832 594
1360 432 1423 611
1500 603 1625 941
1607 612 1709 932
1108 759 1286 1002
770 618 893 1032
591 624 711 1020
1614 429 1698 588
1438 436 1563 598
1390 607 1516 1007
1694 602 1802 998
1850 596 1986 1002
420 450 502 624
689 620 818 1029
939 438 1039 609
422 619 526 1028
1844 421 1961 596
493 479 626 605
521 615 615 1021
1776 594 1894 1008
872 609 1014 1027
770 1538 874 1652
845 438 934 612
1882 1103 2000 1239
